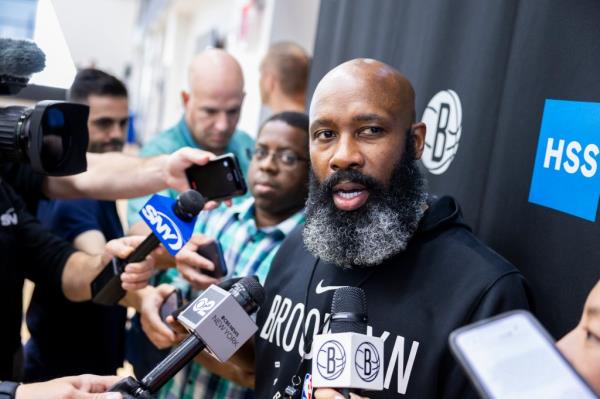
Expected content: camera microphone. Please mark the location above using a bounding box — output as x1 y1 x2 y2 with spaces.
312 287 384 396
91 190 206 305
0 38 45 94
109 276 265 397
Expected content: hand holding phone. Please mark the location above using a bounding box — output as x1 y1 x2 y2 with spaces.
196 239 228 279
185 153 247 201
159 288 183 323
449 310 599 399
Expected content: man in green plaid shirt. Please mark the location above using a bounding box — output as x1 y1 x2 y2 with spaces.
134 112 310 399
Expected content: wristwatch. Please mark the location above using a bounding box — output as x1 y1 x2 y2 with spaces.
0 381 20 399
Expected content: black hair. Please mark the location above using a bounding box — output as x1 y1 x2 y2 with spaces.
260 111 309 135
68 68 127 103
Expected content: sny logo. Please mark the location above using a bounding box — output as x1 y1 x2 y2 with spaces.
141 204 183 250
529 99 600 221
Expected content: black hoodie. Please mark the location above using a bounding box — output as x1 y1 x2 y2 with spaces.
255 196 531 398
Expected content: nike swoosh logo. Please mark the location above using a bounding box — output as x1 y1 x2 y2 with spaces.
315 279 348 295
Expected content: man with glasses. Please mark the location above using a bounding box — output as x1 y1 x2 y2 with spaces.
126 48 255 376
24 68 132 382
128 111 309 399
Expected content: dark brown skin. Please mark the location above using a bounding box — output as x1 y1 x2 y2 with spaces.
250 119 309 228
186 59 427 392
308 59 426 212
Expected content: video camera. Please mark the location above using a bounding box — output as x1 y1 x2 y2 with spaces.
0 38 88 176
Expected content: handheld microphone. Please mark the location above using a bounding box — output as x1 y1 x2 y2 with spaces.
91 190 205 305
109 276 265 397
312 287 384 396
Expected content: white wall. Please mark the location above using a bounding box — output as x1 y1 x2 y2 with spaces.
52 0 139 78
131 0 321 143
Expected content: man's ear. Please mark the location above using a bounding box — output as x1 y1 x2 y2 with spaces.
181 91 190 107
411 122 426 160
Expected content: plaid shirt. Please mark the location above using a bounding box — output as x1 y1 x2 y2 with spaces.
158 197 304 399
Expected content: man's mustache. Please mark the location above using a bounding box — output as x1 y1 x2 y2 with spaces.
317 168 384 194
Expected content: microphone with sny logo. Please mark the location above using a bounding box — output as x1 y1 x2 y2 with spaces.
312 287 384 397
91 190 205 305
108 276 265 397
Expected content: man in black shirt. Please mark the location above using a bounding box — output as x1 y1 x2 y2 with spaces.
203 59 531 398
0 146 215 382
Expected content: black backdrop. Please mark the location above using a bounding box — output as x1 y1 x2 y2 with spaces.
308 0 600 337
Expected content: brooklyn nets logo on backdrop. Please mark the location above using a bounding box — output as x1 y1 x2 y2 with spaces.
420 90 463 175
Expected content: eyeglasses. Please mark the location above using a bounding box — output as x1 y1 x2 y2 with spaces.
252 146 308 167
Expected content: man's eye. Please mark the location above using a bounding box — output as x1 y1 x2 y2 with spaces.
586 329 600 343
361 126 384 135
202 108 218 115
314 130 335 140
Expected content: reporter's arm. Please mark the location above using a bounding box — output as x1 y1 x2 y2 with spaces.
61 236 156 301
14 374 122 399
43 147 213 200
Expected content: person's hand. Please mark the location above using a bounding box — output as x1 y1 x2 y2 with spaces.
16 374 122 399
101 236 156 291
139 284 186 349
314 389 369 399
165 147 213 192
165 147 231 210
175 234 221 290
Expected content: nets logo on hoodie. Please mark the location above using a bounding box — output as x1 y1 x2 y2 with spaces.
529 99 600 222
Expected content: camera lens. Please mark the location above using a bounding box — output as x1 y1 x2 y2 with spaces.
227 172 233 181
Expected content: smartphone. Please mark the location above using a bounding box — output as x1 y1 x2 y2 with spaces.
449 310 598 399
159 288 183 323
196 239 228 278
185 153 247 201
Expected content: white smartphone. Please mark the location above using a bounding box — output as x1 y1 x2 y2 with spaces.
449 310 598 399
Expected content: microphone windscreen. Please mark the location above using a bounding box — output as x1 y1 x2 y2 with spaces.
331 287 367 334
0 38 45 77
174 190 206 221
238 276 266 306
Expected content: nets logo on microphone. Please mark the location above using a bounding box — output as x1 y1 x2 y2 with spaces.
354 342 381 382
421 90 463 175
139 194 197 255
316 340 346 380
529 99 600 222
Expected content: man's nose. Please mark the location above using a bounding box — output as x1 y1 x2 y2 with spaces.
329 134 364 171
214 111 229 132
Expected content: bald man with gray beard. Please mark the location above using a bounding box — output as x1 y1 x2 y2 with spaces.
212 58 530 399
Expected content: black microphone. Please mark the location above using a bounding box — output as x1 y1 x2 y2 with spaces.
0 38 45 94
109 276 265 397
312 287 384 396
91 190 206 305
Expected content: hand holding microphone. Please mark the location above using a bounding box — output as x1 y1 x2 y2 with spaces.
312 287 384 398
91 190 205 305
108 276 265 397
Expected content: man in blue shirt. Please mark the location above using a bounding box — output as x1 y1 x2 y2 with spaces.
25 68 130 381
126 48 255 376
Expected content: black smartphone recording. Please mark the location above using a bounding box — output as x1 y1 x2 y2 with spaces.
197 240 228 278
185 153 247 201
159 288 183 323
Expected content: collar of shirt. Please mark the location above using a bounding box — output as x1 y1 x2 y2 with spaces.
231 197 305 240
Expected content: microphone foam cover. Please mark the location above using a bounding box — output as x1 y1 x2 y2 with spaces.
331 286 367 334
0 38 46 76
238 276 266 306
174 190 206 221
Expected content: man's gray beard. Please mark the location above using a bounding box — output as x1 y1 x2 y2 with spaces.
303 156 427 269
